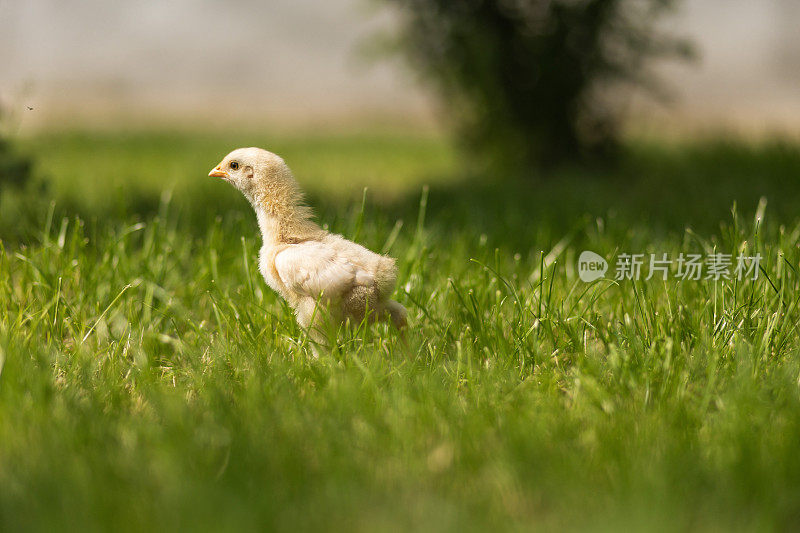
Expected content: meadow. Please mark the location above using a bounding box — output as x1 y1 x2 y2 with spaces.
2 129 800 531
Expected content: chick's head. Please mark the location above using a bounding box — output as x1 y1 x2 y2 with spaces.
209 147 295 206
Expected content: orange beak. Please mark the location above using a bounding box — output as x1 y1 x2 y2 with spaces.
209 166 228 179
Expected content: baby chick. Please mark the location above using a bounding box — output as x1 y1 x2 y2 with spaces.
209 147 407 344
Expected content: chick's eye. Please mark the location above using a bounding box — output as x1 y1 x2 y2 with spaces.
230 161 239 170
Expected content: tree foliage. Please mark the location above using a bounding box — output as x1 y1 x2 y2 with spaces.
0 107 33 194
384 0 691 172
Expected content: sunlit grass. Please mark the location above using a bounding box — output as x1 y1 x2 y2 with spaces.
2 130 800 531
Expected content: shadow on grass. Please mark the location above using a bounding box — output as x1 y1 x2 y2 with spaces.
4 137 800 251
344 139 800 253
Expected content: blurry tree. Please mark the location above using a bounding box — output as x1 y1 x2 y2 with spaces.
382 0 691 172
0 107 32 194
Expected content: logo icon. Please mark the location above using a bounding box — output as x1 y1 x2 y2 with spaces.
578 251 608 282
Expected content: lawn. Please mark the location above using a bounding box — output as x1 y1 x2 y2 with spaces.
2 129 800 531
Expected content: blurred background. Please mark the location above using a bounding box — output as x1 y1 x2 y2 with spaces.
2 0 800 240
2 0 800 136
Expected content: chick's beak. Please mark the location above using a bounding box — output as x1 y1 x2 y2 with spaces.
209 166 228 179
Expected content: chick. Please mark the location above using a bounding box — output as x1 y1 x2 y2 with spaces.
209 147 407 344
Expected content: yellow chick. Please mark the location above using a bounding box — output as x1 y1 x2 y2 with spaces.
209 148 407 344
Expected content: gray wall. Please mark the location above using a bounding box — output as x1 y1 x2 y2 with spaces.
1 0 798 130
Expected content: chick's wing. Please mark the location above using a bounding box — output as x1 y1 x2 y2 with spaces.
273 240 373 299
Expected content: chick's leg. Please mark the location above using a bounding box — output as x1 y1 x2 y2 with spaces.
295 298 330 355
385 300 408 329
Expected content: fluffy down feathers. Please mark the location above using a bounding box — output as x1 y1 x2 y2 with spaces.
269 234 398 322
273 235 395 299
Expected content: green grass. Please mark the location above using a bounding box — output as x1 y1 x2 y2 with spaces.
2 130 800 531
